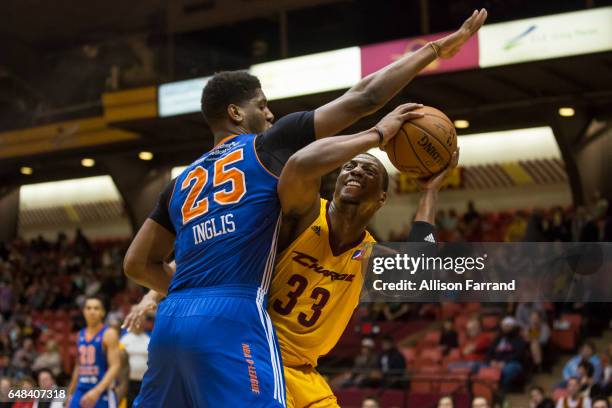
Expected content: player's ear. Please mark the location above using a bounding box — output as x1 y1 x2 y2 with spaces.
227 104 244 124
378 191 387 207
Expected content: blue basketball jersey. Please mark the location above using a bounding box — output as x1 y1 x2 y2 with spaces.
76 325 109 391
167 133 280 294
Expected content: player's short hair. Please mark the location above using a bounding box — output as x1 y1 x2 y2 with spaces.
359 153 389 193
201 71 262 126
84 295 107 311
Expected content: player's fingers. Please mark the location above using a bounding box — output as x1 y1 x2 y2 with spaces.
472 9 487 33
399 111 425 121
396 103 423 113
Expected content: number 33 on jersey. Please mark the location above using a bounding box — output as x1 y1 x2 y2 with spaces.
268 199 375 368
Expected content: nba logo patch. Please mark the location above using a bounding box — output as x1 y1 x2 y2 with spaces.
352 249 363 260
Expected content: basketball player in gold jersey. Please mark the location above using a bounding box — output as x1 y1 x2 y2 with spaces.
124 104 457 407
269 104 458 407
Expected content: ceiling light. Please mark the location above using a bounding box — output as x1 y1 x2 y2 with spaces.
139 151 154 161
454 119 470 129
20 166 33 175
558 107 575 117
81 158 95 167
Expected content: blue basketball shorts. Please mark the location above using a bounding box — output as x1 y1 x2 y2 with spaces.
134 285 286 408
70 388 117 408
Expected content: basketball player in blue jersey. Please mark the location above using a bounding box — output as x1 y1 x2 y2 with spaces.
123 9 486 407
67 296 120 408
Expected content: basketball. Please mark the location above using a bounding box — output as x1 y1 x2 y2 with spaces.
386 106 457 178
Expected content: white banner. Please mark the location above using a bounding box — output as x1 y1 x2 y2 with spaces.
479 6 612 67
158 76 211 117
250 47 361 101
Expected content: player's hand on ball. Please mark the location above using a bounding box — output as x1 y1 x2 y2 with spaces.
122 296 158 332
375 103 424 148
433 9 487 59
417 148 460 191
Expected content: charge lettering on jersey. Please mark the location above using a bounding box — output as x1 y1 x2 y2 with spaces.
291 251 355 282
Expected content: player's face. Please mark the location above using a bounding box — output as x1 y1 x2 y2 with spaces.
335 155 386 207
241 89 274 133
83 299 105 326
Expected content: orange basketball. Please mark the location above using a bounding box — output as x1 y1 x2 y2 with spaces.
386 106 457 178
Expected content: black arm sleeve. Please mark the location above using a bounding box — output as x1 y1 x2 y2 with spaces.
148 179 176 234
255 111 316 177
406 221 435 243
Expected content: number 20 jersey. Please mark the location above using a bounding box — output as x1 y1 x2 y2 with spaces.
268 199 375 367
167 134 280 295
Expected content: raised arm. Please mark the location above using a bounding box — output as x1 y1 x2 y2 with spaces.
279 103 423 220
413 149 459 224
313 9 487 138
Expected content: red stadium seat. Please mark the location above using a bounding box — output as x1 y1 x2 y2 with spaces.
560 313 582 334
400 346 417 365
380 390 405 407
420 330 441 347
453 314 470 332
550 329 576 351
482 315 500 331
416 347 443 364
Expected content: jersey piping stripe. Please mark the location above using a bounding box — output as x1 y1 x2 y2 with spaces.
264 303 285 406
253 135 280 179
260 214 282 293
107 390 117 408
256 288 285 406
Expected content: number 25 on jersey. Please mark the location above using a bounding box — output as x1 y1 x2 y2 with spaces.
181 149 247 224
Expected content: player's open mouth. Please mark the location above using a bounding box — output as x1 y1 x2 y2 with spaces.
345 180 362 188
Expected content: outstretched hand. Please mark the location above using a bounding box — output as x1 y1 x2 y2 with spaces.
416 148 460 191
433 9 487 59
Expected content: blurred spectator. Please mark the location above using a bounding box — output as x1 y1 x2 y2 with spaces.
361 396 380 408
562 343 602 384
556 377 592 408
592 398 609 408
515 302 546 330
528 385 554 408
381 303 412 321
345 338 380 388
120 325 150 406
11 338 37 377
487 316 526 388
463 201 482 241
472 396 489 408
438 396 454 408
456 318 491 370
73 228 91 255
0 377 11 408
547 207 571 242
440 320 459 355
602 343 611 396
504 212 528 242
12 376 35 408
578 361 604 400
378 335 406 388
33 369 63 408
31 340 61 377
524 310 550 372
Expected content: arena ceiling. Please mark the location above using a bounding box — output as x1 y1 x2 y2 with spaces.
1 0 612 187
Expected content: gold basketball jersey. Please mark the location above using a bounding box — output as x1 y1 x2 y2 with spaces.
268 199 375 367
